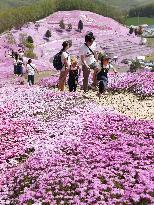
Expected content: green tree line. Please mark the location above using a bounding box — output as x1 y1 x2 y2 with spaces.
0 0 125 34
129 3 154 17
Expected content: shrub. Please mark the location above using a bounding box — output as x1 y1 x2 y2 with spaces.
130 60 141 72
27 36 34 44
25 42 34 49
25 49 37 59
68 23 72 30
59 19 65 29
78 20 83 32
138 26 144 36
129 27 134 34
45 30 51 38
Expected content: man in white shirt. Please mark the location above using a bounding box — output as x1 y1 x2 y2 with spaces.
26 59 39 85
80 33 99 92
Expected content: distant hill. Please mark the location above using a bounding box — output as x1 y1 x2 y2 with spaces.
1 0 154 10
0 0 40 10
98 0 154 9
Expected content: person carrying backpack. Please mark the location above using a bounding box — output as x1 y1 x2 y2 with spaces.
80 33 99 93
13 52 19 75
97 55 117 98
26 59 39 86
58 41 71 91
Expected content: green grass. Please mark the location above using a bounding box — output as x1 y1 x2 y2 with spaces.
126 17 154 26
98 0 154 9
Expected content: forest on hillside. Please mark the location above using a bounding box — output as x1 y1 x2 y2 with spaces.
0 0 126 34
129 3 154 17
0 0 40 10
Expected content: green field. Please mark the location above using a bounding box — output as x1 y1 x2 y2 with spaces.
126 17 154 26
99 0 154 9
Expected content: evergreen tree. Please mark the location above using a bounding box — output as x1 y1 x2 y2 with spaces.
59 19 65 29
78 20 83 32
45 30 51 38
129 27 134 35
68 23 72 30
27 36 34 44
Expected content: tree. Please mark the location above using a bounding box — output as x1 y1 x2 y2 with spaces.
59 19 65 29
45 30 51 38
129 27 134 35
27 36 34 44
25 49 37 59
130 60 141 72
68 23 72 30
78 20 83 32
138 26 143 36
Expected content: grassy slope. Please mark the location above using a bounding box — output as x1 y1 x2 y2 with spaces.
126 17 154 26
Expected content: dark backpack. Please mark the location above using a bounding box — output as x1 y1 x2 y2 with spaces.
53 50 63 70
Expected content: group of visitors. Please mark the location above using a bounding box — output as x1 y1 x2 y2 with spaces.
9 49 39 86
57 32 117 98
9 31 117 97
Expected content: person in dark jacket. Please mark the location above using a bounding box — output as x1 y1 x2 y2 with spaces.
97 55 117 98
68 57 80 92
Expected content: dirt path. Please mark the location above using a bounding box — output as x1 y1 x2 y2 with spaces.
78 90 154 120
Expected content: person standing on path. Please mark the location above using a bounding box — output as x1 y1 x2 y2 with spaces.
26 59 39 86
80 33 99 93
97 55 117 98
58 41 71 91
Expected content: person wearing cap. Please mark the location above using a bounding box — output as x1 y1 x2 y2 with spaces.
97 55 117 98
80 33 99 93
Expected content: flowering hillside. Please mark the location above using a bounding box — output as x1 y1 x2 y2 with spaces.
0 10 154 74
0 10 154 205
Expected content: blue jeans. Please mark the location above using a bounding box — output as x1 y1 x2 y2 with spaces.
28 75 34 85
98 76 108 93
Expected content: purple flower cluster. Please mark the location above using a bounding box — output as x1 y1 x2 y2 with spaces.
39 76 59 88
0 85 154 204
108 71 154 97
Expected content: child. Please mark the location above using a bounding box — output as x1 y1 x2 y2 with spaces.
68 57 80 92
97 55 117 98
16 57 24 77
26 59 39 86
